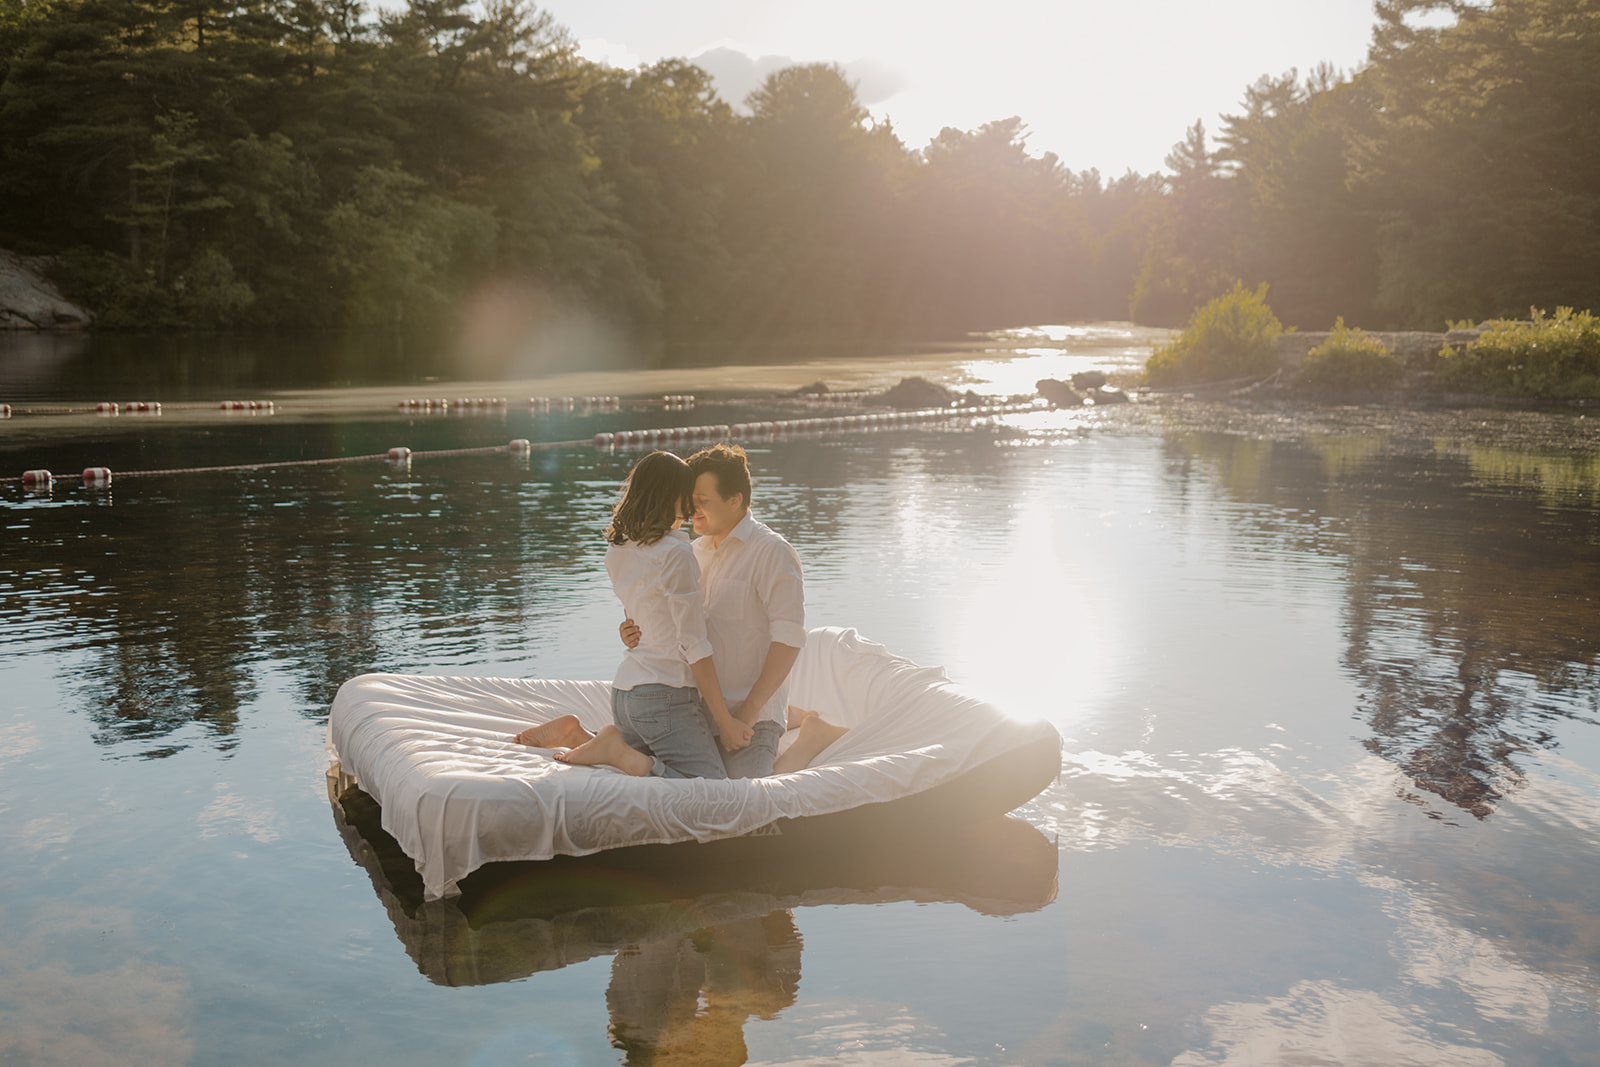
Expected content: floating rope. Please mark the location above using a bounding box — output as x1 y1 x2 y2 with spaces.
0 439 590 487
3 401 1048 490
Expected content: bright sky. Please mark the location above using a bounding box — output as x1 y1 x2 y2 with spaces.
547 0 1381 176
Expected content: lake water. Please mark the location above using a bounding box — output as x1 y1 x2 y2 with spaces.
3 325 1599 1066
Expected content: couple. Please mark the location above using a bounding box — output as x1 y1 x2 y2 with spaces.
515 443 846 779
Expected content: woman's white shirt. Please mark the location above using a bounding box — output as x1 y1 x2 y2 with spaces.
606 529 715 691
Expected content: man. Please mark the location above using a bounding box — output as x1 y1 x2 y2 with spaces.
519 443 845 775
669 442 808 778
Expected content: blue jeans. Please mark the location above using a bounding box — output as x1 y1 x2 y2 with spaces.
612 684 728 780
722 720 785 779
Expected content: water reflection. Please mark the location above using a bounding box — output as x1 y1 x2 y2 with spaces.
7 390 1600 1063
605 913 801 1066
2 455 624 754
331 778 1056 1060
1164 427 1600 820
2 413 1054 757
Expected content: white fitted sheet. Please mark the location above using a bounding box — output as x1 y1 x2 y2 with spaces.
326 627 1059 899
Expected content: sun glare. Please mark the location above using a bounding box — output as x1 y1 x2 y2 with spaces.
948 496 1116 729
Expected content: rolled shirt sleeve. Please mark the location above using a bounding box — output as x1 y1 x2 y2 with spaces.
662 548 716 664
760 542 807 648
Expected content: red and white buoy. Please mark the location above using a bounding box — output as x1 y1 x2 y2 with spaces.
96 402 118 415
509 439 532 454
82 467 112 488
0 403 10 418
387 447 411 463
22 469 52 489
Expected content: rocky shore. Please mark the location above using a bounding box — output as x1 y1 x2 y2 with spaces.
1272 328 1482 367
0 250 92 330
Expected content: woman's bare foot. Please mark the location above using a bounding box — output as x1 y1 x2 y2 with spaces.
773 711 850 774
555 725 654 777
514 714 594 749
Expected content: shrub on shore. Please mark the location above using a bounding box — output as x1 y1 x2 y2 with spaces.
1439 308 1600 398
1297 318 1403 390
1143 282 1283 388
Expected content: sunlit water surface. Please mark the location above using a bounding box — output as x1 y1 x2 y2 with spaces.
3 326 1599 1065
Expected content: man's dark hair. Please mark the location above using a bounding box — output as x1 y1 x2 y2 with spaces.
688 443 752 509
605 451 694 546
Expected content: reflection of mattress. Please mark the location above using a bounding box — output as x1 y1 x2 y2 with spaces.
332 779 1059 986
326 627 1062 900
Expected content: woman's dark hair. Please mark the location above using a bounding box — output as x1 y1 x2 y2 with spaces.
605 451 694 546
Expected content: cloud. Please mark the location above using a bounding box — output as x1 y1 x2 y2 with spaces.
1171 980 1507 1067
690 47 911 111
196 782 284 843
577 37 644 69
0 903 192 1067
844 56 914 107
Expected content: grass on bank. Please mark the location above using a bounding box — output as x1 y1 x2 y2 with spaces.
1298 318 1403 391
1439 308 1600 398
1143 281 1283 388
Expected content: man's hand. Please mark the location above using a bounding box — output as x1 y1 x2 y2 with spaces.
619 618 641 649
717 715 754 751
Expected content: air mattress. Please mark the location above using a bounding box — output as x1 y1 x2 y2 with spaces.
326 627 1061 900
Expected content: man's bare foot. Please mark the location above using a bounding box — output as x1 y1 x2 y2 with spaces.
773 712 850 774
514 714 594 749
555 725 654 777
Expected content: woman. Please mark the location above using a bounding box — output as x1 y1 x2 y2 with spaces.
517 450 750 777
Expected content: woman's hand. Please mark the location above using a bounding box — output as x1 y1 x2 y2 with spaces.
619 618 641 649
717 715 754 751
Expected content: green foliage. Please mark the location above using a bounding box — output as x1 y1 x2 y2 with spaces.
1438 307 1600 397
0 0 1160 338
1129 120 1237 327
1354 0 1600 326
1131 1 1600 335
1143 281 1283 387
50 249 184 330
1298 317 1403 390
8 0 1593 345
323 164 496 326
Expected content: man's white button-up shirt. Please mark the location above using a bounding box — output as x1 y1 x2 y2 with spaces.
692 512 806 726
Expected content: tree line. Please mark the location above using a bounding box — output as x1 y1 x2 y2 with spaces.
1 0 1595 340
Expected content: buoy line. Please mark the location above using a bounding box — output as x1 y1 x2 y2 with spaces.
1 439 585 489
595 401 1043 450
0 394 648 418
4 401 1046 491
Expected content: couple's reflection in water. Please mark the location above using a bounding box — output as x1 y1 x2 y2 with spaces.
606 912 800 1065
331 782 1056 1064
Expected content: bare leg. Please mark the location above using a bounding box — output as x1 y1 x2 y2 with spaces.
772 710 849 774
556 725 654 777
514 713 594 749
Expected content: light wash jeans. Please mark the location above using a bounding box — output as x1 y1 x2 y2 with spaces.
722 719 784 779
612 684 728 779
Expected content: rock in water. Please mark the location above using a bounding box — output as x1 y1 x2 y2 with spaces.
1036 378 1083 407
1070 371 1108 391
878 376 956 409
0 250 92 329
